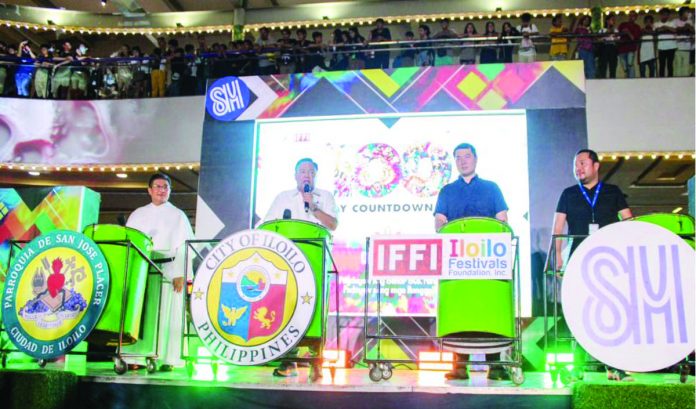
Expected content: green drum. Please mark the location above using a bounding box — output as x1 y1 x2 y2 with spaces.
437 217 515 338
83 224 153 345
257 220 330 340
631 213 695 248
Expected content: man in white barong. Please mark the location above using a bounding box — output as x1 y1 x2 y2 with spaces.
260 158 338 378
124 173 193 371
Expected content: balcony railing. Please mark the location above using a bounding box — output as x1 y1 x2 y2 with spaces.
0 33 693 100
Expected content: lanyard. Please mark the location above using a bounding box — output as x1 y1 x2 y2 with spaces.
579 181 602 223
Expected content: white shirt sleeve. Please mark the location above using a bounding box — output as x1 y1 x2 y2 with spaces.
318 190 338 218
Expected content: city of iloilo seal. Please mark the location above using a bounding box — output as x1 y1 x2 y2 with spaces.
190 229 316 365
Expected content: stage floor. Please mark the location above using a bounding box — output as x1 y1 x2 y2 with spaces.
2 361 693 409
8 360 691 393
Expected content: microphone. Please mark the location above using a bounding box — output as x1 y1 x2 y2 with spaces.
303 183 311 213
283 209 291 220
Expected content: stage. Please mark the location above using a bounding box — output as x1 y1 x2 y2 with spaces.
1 361 693 409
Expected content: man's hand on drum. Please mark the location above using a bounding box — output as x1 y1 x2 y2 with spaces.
172 277 185 293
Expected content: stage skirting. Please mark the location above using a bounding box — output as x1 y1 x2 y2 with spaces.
1 364 693 409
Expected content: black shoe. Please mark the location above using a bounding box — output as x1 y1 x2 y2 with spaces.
159 364 173 372
309 363 323 381
487 367 511 381
273 363 298 377
445 368 469 380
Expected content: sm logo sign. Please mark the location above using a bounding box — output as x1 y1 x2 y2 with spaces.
562 221 695 373
205 76 251 121
370 237 443 278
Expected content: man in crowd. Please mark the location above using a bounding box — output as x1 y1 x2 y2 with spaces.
368 18 392 69
434 143 510 381
124 173 194 372
618 11 642 78
516 13 539 63
261 158 338 377
552 149 633 381
432 18 459 66
675 6 695 77
654 7 678 77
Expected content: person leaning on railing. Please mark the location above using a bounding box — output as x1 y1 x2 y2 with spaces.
597 14 620 79
639 15 658 78
573 15 596 79
549 14 569 61
69 43 90 99
480 21 498 64
459 23 478 65
32 44 53 98
52 40 75 99
498 22 518 63
15 41 36 97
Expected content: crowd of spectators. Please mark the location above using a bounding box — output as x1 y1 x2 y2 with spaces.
0 8 692 100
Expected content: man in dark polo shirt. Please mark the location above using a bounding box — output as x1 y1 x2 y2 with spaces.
553 149 632 265
434 142 510 381
434 142 508 230
552 148 633 382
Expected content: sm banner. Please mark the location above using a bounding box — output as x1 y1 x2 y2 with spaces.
368 234 513 280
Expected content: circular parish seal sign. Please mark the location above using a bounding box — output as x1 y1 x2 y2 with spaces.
190 229 316 365
2 230 110 359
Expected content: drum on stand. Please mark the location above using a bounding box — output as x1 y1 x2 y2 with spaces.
83 224 153 345
257 219 331 341
631 213 695 249
437 217 515 353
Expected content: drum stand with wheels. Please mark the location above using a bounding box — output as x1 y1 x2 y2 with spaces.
543 234 598 385
362 236 525 385
87 239 165 375
0 239 164 375
181 237 341 382
545 231 695 385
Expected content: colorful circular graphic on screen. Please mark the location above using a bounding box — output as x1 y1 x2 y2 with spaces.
353 143 402 198
401 143 452 197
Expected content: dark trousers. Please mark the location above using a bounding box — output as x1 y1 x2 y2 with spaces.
640 59 657 78
597 45 618 78
454 352 503 371
658 48 676 77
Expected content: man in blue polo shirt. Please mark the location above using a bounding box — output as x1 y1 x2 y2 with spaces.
434 142 511 382
435 142 508 229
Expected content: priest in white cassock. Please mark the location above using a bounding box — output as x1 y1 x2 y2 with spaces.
123 173 194 371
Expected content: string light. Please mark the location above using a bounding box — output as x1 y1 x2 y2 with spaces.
0 162 200 174
0 5 686 35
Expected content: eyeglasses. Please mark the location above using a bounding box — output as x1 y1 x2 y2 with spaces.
151 184 170 191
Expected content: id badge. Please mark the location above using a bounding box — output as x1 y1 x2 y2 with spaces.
588 223 599 235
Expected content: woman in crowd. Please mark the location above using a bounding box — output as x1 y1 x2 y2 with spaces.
498 22 518 63
346 26 367 70
639 14 657 78
329 29 349 71
573 15 596 79
459 23 478 65
416 24 434 66
480 21 498 64
597 14 620 78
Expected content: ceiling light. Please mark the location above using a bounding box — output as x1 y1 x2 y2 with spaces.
28 171 40 176
116 173 128 179
101 0 107 6
672 207 683 214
